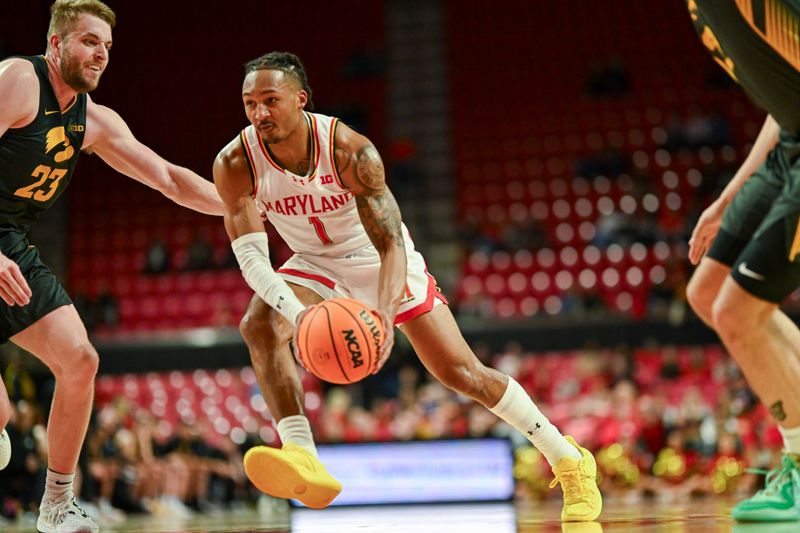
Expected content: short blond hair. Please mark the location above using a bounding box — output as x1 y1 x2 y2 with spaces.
47 0 116 43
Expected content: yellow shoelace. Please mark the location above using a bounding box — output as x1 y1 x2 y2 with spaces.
549 469 583 500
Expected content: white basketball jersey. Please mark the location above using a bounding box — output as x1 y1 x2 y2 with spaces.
240 112 374 257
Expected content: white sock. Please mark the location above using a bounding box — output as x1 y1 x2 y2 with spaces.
43 469 74 505
489 377 581 466
779 425 800 455
276 415 318 457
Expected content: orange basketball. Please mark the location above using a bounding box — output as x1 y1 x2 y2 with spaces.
296 298 385 384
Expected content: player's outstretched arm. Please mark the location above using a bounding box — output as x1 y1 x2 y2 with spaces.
335 123 406 368
213 137 307 327
83 98 224 216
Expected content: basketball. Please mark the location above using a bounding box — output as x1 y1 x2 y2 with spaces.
296 298 385 384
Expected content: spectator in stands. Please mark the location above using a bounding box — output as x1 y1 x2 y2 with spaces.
2 351 37 404
86 405 126 523
659 347 681 381
458 212 504 254
647 258 689 324
502 215 549 251
593 209 633 249
71 288 97 334
386 136 420 204
629 210 661 246
204 437 244 510
137 414 193 517
638 394 668 461
157 419 210 513
94 284 119 329
184 232 214 272
647 277 676 321
664 109 688 150
663 107 733 151
605 345 636 387
685 107 732 149
211 300 236 327
699 431 751 497
2 400 47 517
109 428 148 515
340 45 385 79
456 292 495 320
575 147 631 180
570 286 607 319
585 55 631 97
143 237 171 275
648 427 704 501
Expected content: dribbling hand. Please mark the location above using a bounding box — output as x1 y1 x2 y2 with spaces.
372 309 395 374
688 199 727 265
0 253 31 306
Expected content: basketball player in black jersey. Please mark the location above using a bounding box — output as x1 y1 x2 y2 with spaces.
0 1 223 531
684 0 800 522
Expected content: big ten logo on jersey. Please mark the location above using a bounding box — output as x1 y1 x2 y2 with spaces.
320 174 334 185
13 126 74 202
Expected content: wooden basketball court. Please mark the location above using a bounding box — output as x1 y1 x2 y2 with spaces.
4 497 792 532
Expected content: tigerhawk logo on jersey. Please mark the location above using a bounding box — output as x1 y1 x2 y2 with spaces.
45 127 75 163
262 191 355 216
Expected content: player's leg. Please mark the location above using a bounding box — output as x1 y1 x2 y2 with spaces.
10 304 100 533
712 217 800 521
713 281 800 425
239 283 322 422
686 257 731 327
239 282 341 509
399 304 601 521
685 256 800 353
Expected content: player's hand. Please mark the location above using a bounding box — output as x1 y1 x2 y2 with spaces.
688 199 727 265
372 309 395 374
0 253 31 306
291 305 317 370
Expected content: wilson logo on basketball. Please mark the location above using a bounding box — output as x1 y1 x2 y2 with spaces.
342 329 364 368
359 310 382 352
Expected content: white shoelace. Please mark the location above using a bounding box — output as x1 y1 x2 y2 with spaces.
43 497 91 525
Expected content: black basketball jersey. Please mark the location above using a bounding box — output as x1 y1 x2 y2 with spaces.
688 0 800 132
0 55 86 235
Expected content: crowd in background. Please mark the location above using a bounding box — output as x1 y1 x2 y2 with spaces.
0 341 780 525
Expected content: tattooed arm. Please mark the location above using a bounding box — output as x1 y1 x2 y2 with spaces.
335 122 406 369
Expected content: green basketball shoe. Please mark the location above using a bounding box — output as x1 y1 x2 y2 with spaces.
732 454 800 522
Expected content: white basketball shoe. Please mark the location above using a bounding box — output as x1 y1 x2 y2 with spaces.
37 497 100 533
0 428 10 470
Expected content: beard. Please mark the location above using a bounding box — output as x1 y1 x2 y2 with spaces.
60 48 101 92
257 124 286 145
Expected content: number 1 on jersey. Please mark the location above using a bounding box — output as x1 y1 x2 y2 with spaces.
308 216 333 245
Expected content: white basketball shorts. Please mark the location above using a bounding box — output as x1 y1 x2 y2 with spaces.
277 232 447 326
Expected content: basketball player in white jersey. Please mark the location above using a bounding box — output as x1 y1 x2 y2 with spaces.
213 52 602 520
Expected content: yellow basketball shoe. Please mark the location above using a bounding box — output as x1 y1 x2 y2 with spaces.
244 443 342 509
549 436 603 521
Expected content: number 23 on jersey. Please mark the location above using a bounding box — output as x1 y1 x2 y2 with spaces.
14 165 67 202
